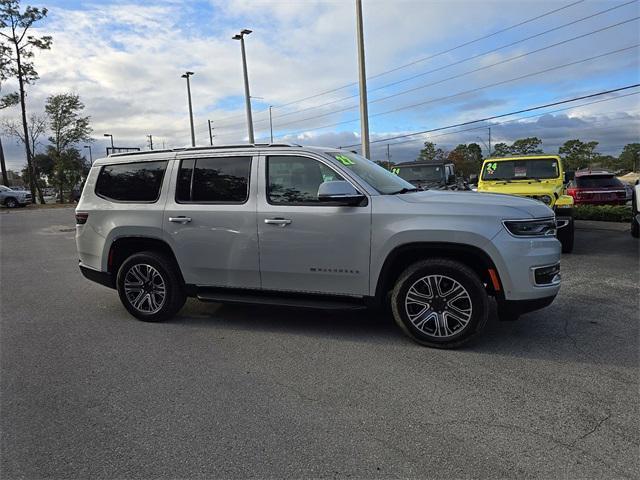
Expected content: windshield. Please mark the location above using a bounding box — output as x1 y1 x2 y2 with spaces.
325 151 414 194
482 158 560 181
396 165 443 183
575 175 623 188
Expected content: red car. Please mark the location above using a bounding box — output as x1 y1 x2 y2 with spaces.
566 170 628 205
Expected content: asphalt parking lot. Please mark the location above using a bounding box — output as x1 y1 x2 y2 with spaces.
1 207 638 479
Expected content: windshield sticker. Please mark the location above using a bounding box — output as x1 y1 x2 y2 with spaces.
334 154 355 166
391 167 400 175
514 166 527 177
485 162 498 175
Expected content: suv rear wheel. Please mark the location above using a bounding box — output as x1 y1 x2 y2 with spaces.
116 251 186 322
5 197 18 208
391 258 489 348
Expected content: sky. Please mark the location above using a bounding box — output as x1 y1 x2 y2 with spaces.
1 0 639 169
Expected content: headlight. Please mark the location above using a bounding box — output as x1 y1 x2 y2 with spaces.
503 218 556 237
539 195 552 205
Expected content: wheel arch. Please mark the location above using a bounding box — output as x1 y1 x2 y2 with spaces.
374 242 501 305
107 236 187 290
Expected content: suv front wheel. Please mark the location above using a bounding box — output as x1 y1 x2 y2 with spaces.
391 258 489 348
116 251 186 322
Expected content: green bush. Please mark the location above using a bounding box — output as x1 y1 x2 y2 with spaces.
573 204 632 223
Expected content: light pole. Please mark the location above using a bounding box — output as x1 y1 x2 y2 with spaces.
84 145 92 164
181 71 196 147
233 29 254 144
269 106 274 143
355 0 370 159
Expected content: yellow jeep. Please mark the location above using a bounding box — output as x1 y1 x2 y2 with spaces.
478 154 574 253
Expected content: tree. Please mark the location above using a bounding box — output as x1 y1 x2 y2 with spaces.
417 141 446 162
3 113 46 195
44 93 92 201
618 143 640 172
558 139 600 171
0 39 18 185
491 143 511 157
510 137 543 155
447 143 483 178
0 0 52 201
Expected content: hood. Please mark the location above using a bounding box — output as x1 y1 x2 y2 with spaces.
478 180 562 196
396 189 553 219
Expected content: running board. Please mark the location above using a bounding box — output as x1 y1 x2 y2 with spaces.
196 288 367 310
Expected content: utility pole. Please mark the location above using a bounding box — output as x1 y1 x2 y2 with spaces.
147 135 154 150
386 144 391 170
208 120 213 146
355 0 370 159
181 71 196 147
233 29 255 143
488 126 492 156
269 106 274 143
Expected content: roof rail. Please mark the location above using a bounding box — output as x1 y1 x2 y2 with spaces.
108 143 302 158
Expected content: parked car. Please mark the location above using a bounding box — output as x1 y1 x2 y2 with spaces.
566 170 628 205
632 180 639 238
76 144 562 348
392 160 462 190
0 185 32 208
477 154 575 253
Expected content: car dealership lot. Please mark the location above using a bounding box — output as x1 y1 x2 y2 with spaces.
1 208 638 479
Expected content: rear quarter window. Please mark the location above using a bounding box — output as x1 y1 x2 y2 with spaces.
95 161 167 202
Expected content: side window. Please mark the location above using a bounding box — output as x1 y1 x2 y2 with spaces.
95 161 167 202
176 156 251 203
267 155 345 205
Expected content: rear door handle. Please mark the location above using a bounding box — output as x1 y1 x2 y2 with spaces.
168 216 192 224
264 218 292 227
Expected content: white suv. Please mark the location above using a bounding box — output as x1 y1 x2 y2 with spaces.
76 144 562 348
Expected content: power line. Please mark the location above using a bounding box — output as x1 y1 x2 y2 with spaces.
252 2 637 127
266 45 639 141
213 0 586 126
337 84 640 149
268 19 638 131
366 92 640 150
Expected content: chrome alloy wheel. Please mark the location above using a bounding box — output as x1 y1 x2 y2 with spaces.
124 264 166 314
404 274 473 338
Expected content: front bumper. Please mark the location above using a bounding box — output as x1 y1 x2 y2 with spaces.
487 228 562 301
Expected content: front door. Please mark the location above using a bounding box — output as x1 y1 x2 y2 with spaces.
163 154 260 288
257 153 371 296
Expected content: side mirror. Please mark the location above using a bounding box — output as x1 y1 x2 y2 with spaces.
564 171 575 183
318 181 365 206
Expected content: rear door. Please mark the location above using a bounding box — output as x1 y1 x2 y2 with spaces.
256 153 371 296
163 153 260 288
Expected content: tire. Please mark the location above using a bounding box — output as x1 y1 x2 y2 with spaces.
116 251 186 322
632 216 639 238
390 258 489 349
5 197 18 208
557 217 574 253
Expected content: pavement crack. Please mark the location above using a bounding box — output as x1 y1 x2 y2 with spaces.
572 411 612 446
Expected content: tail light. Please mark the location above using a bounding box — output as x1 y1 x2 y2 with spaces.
75 212 88 225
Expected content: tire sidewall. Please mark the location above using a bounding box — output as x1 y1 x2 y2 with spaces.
391 260 488 348
558 218 574 253
116 252 183 322
5 197 18 208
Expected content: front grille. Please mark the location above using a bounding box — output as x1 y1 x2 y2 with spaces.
533 263 561 286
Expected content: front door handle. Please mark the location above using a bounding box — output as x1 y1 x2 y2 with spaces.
264 218 292 227
168 216 192 224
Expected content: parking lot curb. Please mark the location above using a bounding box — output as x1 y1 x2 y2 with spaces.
575 220 630 232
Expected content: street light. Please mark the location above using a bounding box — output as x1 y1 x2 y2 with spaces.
84 145 92 164
181 71 196 147
103 133 114 148
233 29 254 144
